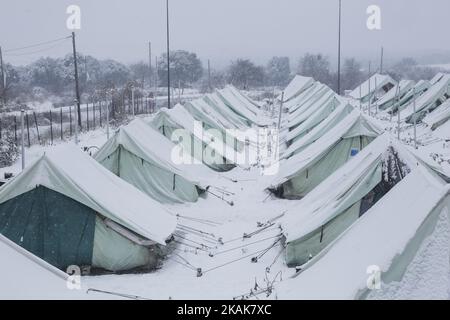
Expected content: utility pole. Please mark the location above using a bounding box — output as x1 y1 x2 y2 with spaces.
0 46 5 109
368 61 371 115
148 42 152 90
337 0 342 95
166 0 171 109
208 59 212 92
21 109 25 170
413 87 417 149
72 32 81 128
380 47 384 74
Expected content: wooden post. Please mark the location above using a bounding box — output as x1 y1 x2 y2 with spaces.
33 112 40 144
25 112 30 147
99 101 102 127
86 102 89 131
14 116 17 143
69 106 73 136
413 87 417 149
49 110 53 145
60 108 63 140
21 110 25 170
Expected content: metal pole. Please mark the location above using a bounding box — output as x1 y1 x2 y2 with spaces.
368 62 371 115
413 87 417 149
374 76 378 115
397 84 401 140
131 87 135 116
380 47 384 74
106 98 110 139
72 32 82 128
0 46 5 109
74 100 78 145
166 0 171 109
337 0 342 95
208 59 212 92
20 110 25 170
277 92 284 130
359 84 362 110
149 42 152 90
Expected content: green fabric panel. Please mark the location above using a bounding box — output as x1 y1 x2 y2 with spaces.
285 201 361 267
282 136 373 199
117 147 199 203
0 186 96 270
92 217 156 272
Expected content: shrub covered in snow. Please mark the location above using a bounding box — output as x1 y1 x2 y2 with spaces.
0 132 19 167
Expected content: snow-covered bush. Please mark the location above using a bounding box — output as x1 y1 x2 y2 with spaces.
0 132 19 167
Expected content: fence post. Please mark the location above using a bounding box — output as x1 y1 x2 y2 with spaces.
86 102 90 131
93 103 96 129
106 100 110 139
49 110 53 145
25 113 30 147
69 106 73 136
21 110 25 170
60 108 63 140
14 116 17 144
74 100 79 145
33 112 40 144
0 116 2 140
99 101 102 127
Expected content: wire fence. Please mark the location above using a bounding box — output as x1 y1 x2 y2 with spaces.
0 95 157 148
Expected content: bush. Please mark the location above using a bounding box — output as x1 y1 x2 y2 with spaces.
0 132 19 167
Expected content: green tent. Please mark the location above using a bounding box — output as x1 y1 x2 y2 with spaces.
0 145 177 273
268 111 383 199
95 119 215 203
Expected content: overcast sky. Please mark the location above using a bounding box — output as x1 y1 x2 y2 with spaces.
1 0 449 68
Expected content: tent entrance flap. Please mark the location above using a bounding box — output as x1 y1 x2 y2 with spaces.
0 186 96 271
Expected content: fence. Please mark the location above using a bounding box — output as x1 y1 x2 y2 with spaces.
0 95 157 148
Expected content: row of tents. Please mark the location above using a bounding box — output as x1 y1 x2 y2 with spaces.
0 84 268 293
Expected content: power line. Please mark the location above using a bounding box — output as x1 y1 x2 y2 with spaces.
4 36 71 53
4 40 70 57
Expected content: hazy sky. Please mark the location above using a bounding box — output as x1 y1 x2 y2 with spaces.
1 0 450 68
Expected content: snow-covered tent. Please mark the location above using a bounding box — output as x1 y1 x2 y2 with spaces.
387 80 431 114
349 74 396 103
276 157 450 299
203 93 250 129
423 98 450 130
376 80 415 111
401 74 450 123
0 145 177 273
216 86 265 126
95 119 215 203
278 75 315 103
149 105 239 172
287 83 331 116
280 134 420 267
282 103 355 159
268 111 383 199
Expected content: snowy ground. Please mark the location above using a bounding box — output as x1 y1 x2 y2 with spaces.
1 99 450 300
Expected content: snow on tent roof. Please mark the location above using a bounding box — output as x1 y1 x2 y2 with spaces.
148 104 242 168
268 110 383 189
401 74 450 122
349 73 397 100
287 89 336 131
203 93 250 129
280 134 419 244
95 118 215 189
278 75 315 102
276 165 449 299
282 103 355 159
423 98 450 130
288 83 331 115
376 80 415 110
434 119 450 140
216 87 258 124
185 97 239 130
226 84 262 110
0 145 177 245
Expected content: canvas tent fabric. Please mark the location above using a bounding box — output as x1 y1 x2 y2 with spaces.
401 74 450 123
203 93 250 129
95 118 216 203
149 105 239 172
276 166 450 299
386 80 431 114
278 75 315 103
349 74 396 102
0 145 176 272
376 80 415 110
216 87 263 126
282 103 355 159
280 134 419 267
268 111 383 199
423 98 450 130
287 83 331 116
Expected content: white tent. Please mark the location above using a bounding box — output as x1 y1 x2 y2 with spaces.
278 75 315 103
423 98 450 130
203 93 250 129
276 163 450 299
268 111 383 199
95 118 216 203
349 74 396 102
376 80 415 110
0 145 176 272
282 103 355 159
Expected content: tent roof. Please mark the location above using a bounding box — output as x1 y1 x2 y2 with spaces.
279 75 315 102
268 111 383 189
96 118 217 188
276 166 449 299
0 144 177 245
280 134 420 243
376 80 415 107
349 74 397 100
423 98 450 129
287 83 330 115
283 103 355 159
204 93 250 129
